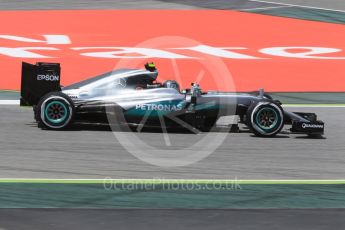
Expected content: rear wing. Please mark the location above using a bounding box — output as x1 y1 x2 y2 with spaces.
20 62 61 106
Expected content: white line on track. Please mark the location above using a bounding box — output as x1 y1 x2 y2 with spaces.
0 178 345 184
240 5 294 11
0 100 19 105
249 0 345 13
283 104 345 108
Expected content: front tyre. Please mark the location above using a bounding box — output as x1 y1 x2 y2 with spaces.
247 101 284 137
36 92 75 130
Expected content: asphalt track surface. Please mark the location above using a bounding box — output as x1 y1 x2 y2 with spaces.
0 209 344 230
1 0 342 180
1 1 345 229
0 0 280 10
1 0 345 11
1 105 345 179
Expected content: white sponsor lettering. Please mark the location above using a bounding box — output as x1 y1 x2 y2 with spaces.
301 123 324 129
37 74 60 81
0 47 59 58
136 103 182 111
0 35 71 44
260 47 345 59
1 33 345 60
177 45 261 59
72 47 190 59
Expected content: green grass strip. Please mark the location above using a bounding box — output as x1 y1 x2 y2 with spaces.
0 90 19 92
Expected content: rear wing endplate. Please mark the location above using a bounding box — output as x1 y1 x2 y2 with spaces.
20 62 61 106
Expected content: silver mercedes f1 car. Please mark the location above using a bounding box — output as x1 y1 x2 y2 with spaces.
20 62 324 137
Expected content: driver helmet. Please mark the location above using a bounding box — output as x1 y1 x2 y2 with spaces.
163 80 180 91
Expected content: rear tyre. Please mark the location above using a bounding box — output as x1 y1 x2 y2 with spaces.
36 92 75 130
247 100 284 137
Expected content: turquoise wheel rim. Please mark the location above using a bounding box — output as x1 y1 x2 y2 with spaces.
44 101 68 124
255 107 279 132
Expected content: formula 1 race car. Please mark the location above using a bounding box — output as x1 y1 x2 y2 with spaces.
20 62 324 137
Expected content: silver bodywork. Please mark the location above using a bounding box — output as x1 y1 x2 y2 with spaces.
61 68 263 119
20 62 324 134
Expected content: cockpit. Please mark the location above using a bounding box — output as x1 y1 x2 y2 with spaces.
125 62 181 92
63 62 194 95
